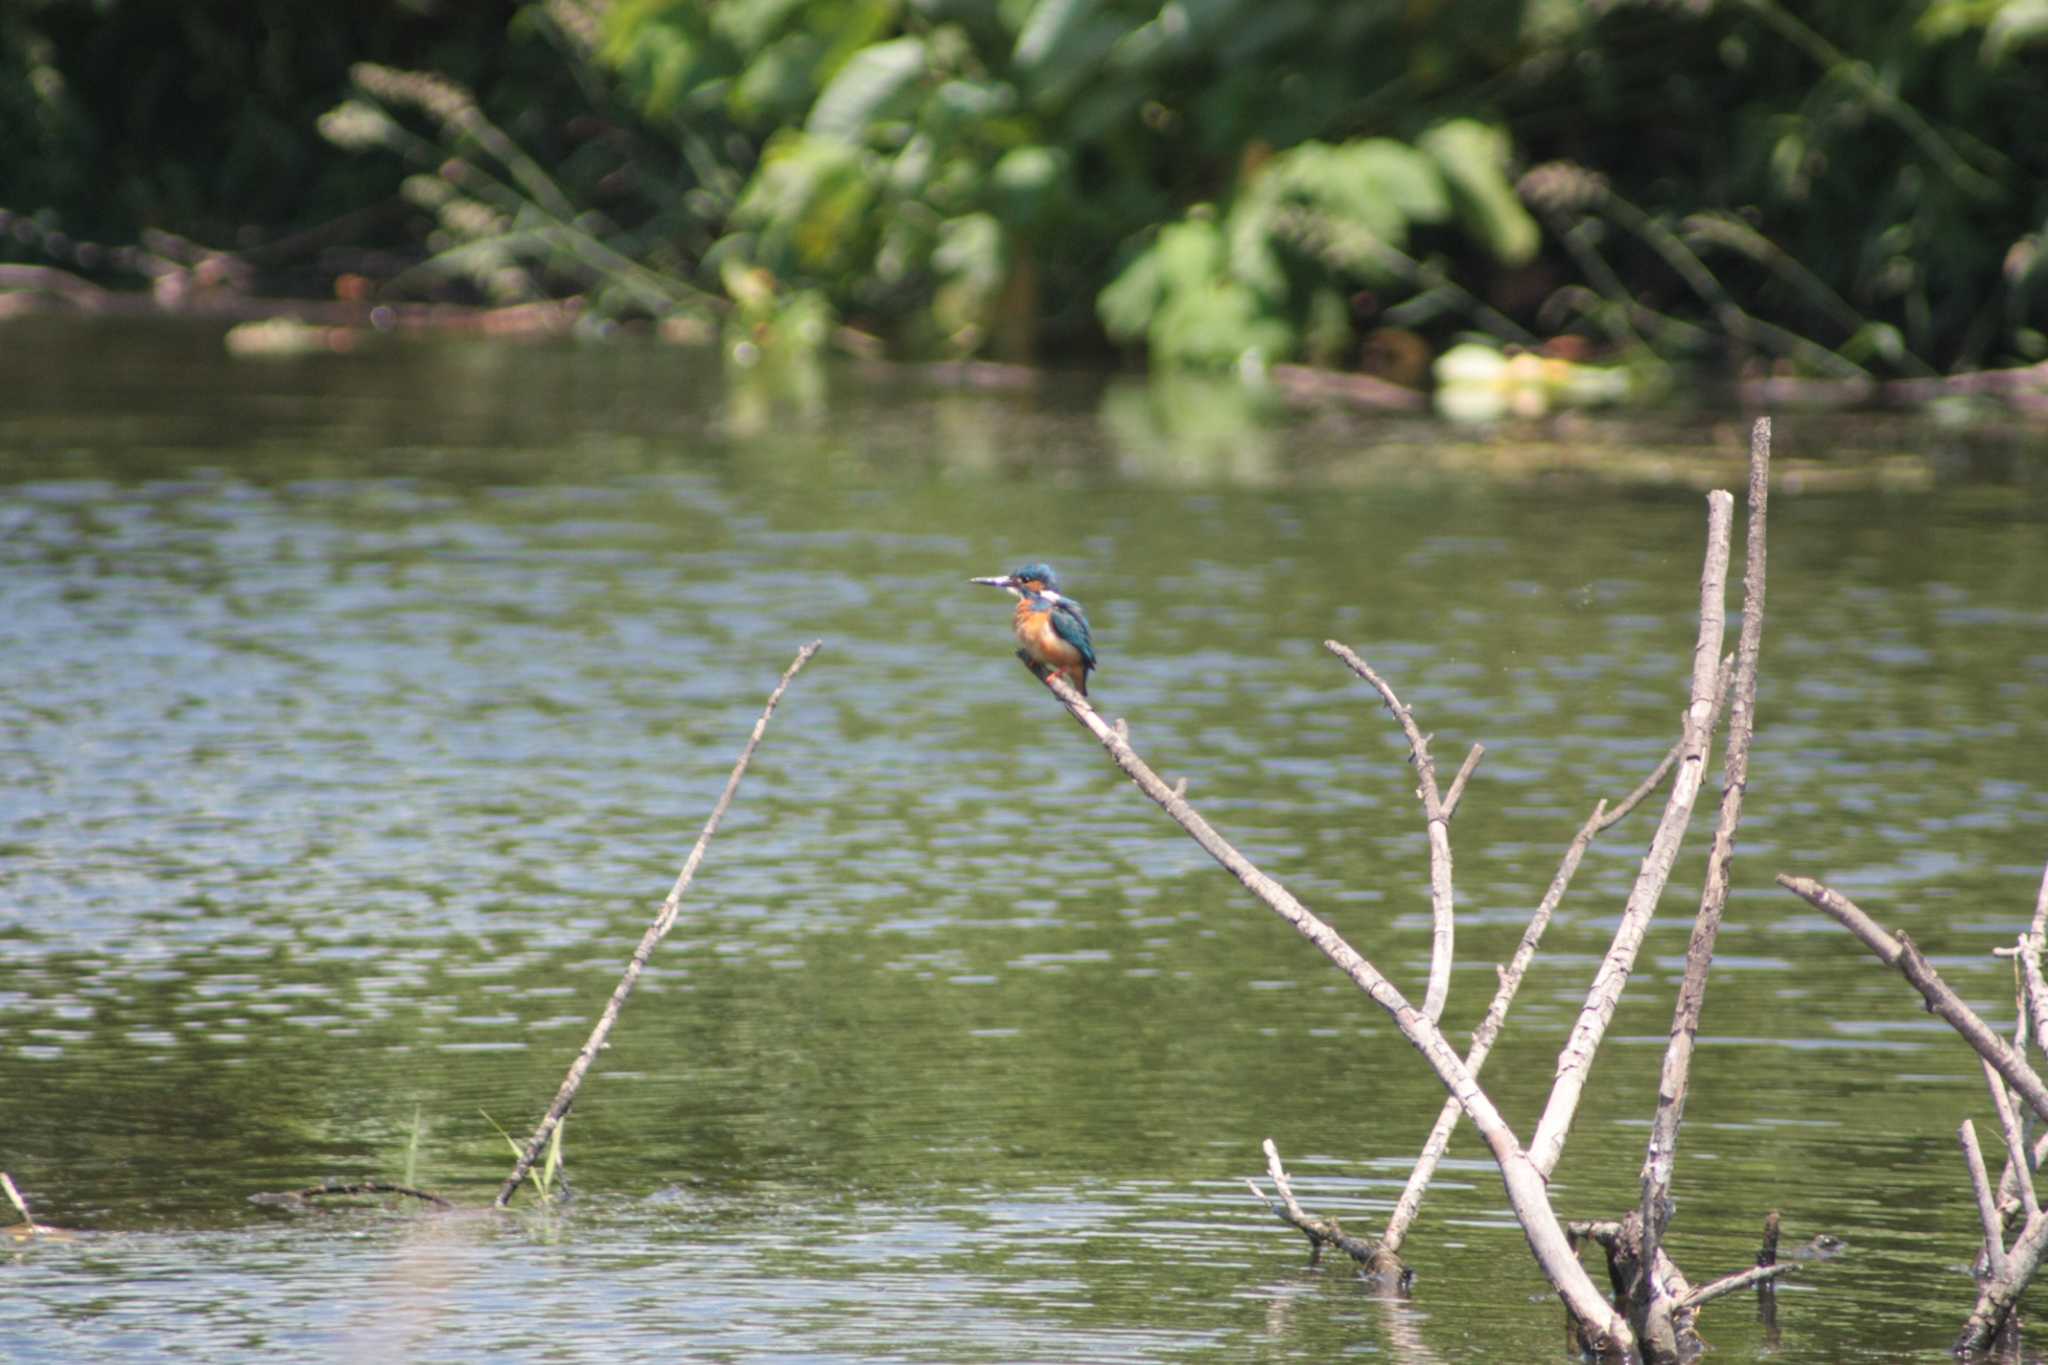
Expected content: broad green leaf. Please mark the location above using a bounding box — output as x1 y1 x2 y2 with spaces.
710 0 808 53
1152 217 1228 291
807 36 928 142
1152 279 1293 368
1420 118 1540 266
1014 0 1139 104
1985 0 2048 61
1099 247 1169 343
989 146 1070 228
730 33 827 126
933 212 1004 286
735 132 879 275
601 9 722 118
932 212 1007 337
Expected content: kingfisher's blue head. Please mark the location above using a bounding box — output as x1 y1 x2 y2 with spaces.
970 563 1062 597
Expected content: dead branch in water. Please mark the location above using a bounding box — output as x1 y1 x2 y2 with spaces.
1778 876 2048 1125
1780 862 2048 1352
1016 662 1635 1353
1633 417 1772 1349
1526 486 1734 1182
1324 642 1465 1025
1005 422 1803 1361
2 1172 53 1236
1375 654 1729 1267
493 641 822 1209
278 1180 456 1211
1244 1139 1390 1274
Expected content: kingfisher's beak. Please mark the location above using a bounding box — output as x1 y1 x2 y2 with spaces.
969 575 1015 589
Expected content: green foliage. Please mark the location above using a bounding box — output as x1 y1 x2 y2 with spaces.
1103 131 1539 368
6 0 2047 379
483 1110 567 1206
0 2 560 251
583 0 2048 374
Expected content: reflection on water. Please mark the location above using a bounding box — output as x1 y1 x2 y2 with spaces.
1 318 2044 1360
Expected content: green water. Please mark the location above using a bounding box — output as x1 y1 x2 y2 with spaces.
2 317 2045 1360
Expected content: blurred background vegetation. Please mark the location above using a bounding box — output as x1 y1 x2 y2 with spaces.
3 0 2046 386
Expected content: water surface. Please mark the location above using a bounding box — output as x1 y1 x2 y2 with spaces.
2 318 2046 1360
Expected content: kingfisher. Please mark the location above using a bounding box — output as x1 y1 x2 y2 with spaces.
970 562 1098 696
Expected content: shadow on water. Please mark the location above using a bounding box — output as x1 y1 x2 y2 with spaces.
1 317 2045 1359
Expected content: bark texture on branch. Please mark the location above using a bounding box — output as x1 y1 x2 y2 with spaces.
1778 875 2048 1126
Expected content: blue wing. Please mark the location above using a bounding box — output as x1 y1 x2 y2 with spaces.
1049 598 1097 670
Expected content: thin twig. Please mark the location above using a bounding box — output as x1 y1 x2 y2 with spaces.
1324 643 1459 1025
1442 743 1485 821
1962 1120 2011 1281
1245 1139 1385 1269
1017 661 1634 1353
1639 417 1772 1287
1527 490 1735 1179
1676 1260 1798 1311
493 642 822 1207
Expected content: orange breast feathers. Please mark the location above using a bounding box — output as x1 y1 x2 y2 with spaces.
1013 600 1088 689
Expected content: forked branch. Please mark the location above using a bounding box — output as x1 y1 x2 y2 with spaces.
1324 642 1462 1026
1018 662 1635 1353
1378 661 1727 1262
1638 416 1772 1300
1526 490 1736 1179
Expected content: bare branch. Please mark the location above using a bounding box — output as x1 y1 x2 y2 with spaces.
1985 1056 2040 1219
1962 1120 2011 1281
1443 743 1485 820
1640 417 1772 1276
1245 1139 1386 1269
1018 663 1635 1353
1677 1260 1798 1311
1527 490 1736 1179
2022 931 2048 1055
494 641 823 1208
2 1173 51 1236
1959 1201 2048 1352
1376 662 1730 1260
1325 643 1459 1025
1779 875 2048 1126
2033 860 2048 943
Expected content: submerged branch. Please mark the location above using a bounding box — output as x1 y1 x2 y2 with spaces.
493 641 822 1208
1245 1139 1389 1272
282 1181 455 1211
